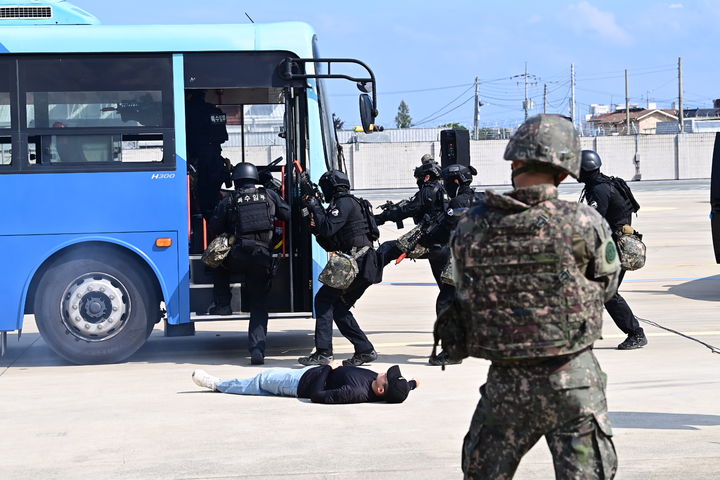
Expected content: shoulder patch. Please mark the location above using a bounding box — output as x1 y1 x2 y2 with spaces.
330 208 340 217
589 201 598 209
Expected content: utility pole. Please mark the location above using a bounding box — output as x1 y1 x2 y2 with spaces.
473 76 480 140
678 56 684 133
524 62 529 120
570 64 576 128
514 62 537 120
543 83 548 114
625 69 630 135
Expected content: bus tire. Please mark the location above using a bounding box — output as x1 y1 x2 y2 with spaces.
33 249 159 364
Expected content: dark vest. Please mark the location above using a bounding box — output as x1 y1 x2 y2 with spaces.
231 186 275 246
322 194 371 253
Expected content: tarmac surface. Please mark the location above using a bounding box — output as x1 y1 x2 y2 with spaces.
2 180 720 479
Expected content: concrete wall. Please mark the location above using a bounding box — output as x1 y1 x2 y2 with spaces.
223 132 717 189
343 132 717 189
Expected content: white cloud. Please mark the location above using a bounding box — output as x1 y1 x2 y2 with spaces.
668 3 684 8
567 2 632 44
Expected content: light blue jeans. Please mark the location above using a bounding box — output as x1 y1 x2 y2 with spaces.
216 367 314 397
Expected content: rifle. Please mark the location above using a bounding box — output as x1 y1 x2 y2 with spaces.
101 94 161 126
258 156 284 192
292 160 324 217
376 199 409 229
396 210 446 264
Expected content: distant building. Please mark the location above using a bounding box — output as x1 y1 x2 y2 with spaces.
587 108 678 135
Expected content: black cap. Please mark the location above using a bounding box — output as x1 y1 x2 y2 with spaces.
384 365 417 403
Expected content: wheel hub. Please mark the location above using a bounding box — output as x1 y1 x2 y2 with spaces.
61 274 130 341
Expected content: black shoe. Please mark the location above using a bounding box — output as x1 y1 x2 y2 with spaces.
428 351 463 366
208 304 232 315
618 330 648 350
250 351 264 365
342 350 378 366
298 351 333 366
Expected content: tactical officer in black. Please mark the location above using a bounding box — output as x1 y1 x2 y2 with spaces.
375 160 447 236
298 170 380 367
186 89 230 219
208 162 290 365
375 160 448 314
425 164 483 365
579 149 648 350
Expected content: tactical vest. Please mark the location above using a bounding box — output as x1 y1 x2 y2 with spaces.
326 194 371 252
231 187 275 239
454 198 604 360
413 181 446 224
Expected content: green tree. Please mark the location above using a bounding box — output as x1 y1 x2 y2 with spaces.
438 122 467 130
395 100 412 128
332 115 344 130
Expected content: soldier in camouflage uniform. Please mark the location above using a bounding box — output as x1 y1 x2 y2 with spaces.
438 114 620 479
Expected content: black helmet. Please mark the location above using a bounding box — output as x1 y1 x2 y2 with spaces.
442 164 477 185
580 150 602 172
319 169 351 199
231 162 259 183
442 164 477 198
413 162 441 180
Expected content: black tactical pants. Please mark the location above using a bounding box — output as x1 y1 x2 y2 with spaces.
462 350 617 479
605 269 641 334
314 279 374 355
377 240 454 315
214 246 273 355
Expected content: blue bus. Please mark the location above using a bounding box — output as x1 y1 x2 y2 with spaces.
0 1 378 363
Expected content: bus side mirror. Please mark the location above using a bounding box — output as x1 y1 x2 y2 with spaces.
359 93 376 134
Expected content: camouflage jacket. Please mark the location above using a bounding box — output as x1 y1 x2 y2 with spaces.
441 184 620 361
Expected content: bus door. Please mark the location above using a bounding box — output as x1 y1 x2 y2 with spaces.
183 52 313 319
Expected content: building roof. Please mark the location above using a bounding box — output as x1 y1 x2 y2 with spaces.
589 109 678 124
683 108 720 118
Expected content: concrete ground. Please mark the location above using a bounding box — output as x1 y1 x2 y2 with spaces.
1 180 719 479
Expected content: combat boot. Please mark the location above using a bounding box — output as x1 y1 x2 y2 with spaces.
428 351 463 366
618 328 648 350
208 304 232 315
342 350 377 366
298 351 333 366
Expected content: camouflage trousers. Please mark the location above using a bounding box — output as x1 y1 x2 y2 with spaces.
462 349 617 479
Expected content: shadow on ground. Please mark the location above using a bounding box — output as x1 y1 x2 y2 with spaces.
666 275 720 302
609 411 720 430
0 329 434 369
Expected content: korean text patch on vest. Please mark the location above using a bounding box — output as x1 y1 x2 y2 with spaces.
234 192 273 234
452 198 605 361
210 113 227 124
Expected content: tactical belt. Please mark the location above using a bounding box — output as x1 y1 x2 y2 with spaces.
491 347 588 368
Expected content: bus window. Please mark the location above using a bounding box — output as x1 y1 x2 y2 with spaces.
20 55 171 129
0 136 10 165
19 54 174 169
0 59 12 166
28 132 164 164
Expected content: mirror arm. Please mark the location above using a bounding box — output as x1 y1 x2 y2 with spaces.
280 58 378 117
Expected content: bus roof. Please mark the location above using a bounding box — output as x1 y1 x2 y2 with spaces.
0 22 317 56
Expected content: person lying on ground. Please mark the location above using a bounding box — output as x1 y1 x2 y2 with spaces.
192 361 419 404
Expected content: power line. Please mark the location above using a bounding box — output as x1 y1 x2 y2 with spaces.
412 85 475 126
413 95 475 126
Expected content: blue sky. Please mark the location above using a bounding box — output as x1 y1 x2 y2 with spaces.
72 0 720 130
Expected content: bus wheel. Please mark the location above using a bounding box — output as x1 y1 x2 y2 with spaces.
34 250 159 364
